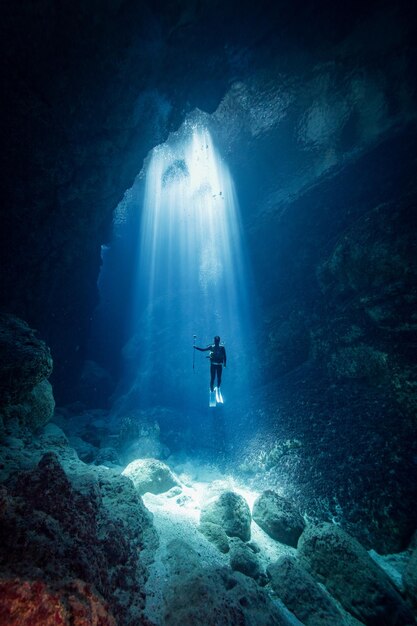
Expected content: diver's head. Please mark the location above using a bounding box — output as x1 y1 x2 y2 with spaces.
214 335 220 345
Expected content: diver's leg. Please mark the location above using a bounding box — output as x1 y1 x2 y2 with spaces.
217 365 222 388
210 365 216 392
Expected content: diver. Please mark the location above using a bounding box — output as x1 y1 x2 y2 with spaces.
194 335 227 392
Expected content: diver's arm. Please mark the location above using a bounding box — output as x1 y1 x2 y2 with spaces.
194 345 211 352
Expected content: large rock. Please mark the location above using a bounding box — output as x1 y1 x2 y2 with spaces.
122 458 179 495
162 539 301 626
200 491 251 542
252 490 305 547
267 555 349 626
298 523 415 626
404 546 417 608
199 521 230 553
0 314 53 406
229 539 261 580
1 452 157 626
1 379 55 432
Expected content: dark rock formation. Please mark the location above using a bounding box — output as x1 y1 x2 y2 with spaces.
298 522 416 626
0 313 52 406
252 490 305 547
0 451 157 626
267 555 349 626
200 491 251 542
0 314 54 431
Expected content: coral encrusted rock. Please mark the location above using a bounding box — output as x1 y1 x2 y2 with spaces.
122 457 180 495
267 555 348 626
298 523 415 626
0 452 157 626
252 490 305 547
200 491 251 542
0 578 117 626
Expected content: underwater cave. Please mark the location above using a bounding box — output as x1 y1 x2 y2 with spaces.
1 1 417 624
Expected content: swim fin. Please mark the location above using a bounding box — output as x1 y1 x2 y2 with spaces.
209 389 216 407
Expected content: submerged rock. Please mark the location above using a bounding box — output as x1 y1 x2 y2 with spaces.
298 523 415 626
198 521 230 553
0 314 54 431
229 539 261 580
162 539 300 625
252 490 305 547
0 451 157 626
267 555 349 626
0 314 53 406
200 491 251 542
122 457 180 495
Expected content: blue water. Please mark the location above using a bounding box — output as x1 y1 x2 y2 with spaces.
94 117 257 460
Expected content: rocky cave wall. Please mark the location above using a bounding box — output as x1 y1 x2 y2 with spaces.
0 0 403 401
0 0 416 556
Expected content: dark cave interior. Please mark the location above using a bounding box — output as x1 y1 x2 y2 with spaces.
0 1 417 624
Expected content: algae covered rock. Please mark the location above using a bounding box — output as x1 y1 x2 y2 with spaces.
200 491 251 542
267 555 349 625
122 457 179 495
199 521 230 553
229 540 261 580
252 490 305 547
298 522 415 626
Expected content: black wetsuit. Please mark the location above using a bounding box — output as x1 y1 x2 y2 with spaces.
195 343 227 391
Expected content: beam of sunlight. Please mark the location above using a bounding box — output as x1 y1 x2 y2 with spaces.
126 121 253 415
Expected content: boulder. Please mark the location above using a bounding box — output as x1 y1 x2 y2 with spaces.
1 379 55 432
252 490 305 547
229 540 261 580
0 314 53 407
162 540 301 626
298 523 415 626
267 555 349 625
198 522 230 553
404 546 417 608
122 458 179 495
200 491 251 542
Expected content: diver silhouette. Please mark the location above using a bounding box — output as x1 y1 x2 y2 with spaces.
194 335 227 392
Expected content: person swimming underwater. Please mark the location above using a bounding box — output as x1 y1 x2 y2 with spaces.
194 335 227 392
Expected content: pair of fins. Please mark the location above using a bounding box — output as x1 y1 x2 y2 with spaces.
209 386 223 407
